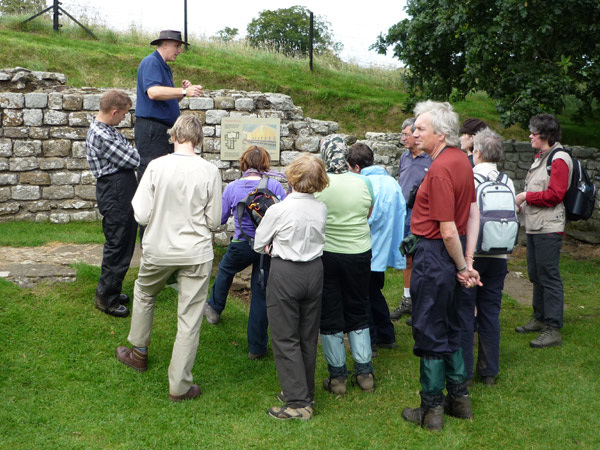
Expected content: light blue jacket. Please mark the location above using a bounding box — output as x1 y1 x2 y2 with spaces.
361 165 406 271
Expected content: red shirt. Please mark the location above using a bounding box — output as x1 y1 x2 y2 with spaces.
411 146 476 239
526 152 570 207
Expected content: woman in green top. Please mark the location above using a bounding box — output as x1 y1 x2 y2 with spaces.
315 135 375 395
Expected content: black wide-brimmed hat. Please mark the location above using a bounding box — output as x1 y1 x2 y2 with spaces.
150 30 189 46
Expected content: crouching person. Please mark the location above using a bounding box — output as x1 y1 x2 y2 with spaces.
115 115 222 401
254 154 329 420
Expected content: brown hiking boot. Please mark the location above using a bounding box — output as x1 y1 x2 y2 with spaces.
115 346 148 372
530 326 562 348
355 373 375 393
169 384 202 402
444 395 473 420
390 296 412 321
402 405 444 431
515 318 545 334
323 376 347 395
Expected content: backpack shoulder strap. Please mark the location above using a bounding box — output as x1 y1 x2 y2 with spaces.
257 176 269 190
496 172 509 184
236 195 254 244
474 173 487 186
546 146 572 174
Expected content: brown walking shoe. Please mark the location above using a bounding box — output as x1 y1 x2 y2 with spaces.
444 395 473 420
115 346 148 372
169 384 202 402
390 296 412 321
402 405 444 431
323 376 347 396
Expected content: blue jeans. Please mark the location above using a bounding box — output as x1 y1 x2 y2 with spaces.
208 240 270 354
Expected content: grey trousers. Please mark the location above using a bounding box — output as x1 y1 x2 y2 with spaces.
526 233 564 329
266 257 323 408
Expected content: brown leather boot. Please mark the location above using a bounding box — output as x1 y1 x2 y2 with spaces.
115 346 148 372
402 405 444 431
444 394 473 420
169 384 202 402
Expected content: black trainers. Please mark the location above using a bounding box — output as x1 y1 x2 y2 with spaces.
530 326 562 348
515 318 545 334
390 296 412 321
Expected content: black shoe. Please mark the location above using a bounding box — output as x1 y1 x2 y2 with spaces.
377 341 397 349
481 376 497 386
106 305 130 318
406 317 412 326
390 296 412 321
119 293 130 305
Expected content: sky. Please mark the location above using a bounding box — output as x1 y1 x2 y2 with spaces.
57 0 407 68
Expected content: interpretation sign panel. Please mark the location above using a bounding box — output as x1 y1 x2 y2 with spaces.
220 117 281 161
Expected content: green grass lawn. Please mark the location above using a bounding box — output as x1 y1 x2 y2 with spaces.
1 224 599 448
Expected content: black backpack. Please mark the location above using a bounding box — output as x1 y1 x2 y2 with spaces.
546 147 597 221
235 177 280 288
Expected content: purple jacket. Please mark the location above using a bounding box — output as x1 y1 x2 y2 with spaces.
221 178 286 240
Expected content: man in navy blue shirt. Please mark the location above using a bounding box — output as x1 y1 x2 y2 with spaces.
135 30 204 183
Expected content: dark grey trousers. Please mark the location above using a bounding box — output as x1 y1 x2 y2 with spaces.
526 233 564 329
266 257 323 408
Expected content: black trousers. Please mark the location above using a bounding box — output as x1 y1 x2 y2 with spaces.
367 271 396 345
320 250 371 334
267 257 323 408
134 117 174 182
95 170 138 311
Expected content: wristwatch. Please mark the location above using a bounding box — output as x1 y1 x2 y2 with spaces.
182 88 187 97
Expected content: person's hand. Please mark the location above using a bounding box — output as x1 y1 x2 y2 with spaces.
182 80 192 89
457 268 482 288
186 84 204 97
264 245 271 255
515 191 527 213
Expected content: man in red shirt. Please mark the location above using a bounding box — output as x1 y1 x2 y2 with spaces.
401 101 481 431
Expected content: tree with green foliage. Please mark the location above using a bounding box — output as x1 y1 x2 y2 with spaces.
214 27 238 42
371 0 600 127
0 0 45 15
246 6 342 56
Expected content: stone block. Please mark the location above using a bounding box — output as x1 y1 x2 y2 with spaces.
266 93 294 111
213 231 230 246
12 185 41 200
13 140 42 157
63 94 83 110
281 137 294 150
25 92 48 108
66 158 89 170
9 157 38 171
3 110 23 126
50 213 70 223
291 121 308 131
83 94 102 110
205 110 229 125
0 173 18 185
308 119 330 134
235 98 254 111
189 97 214 110
203 126 215 137
0 93 24 108
0 187 10 201
75 185 97 200
38 157 66 170
214 96 235 109
35 213 50 222
71 211 98 222
203 138 220 153
3 127 29 138
280 151 300 165
19 171 51 185
222 168 241 181
49 127 88 139
48 93 62 109
280 124 289 137
51 171 81 185
121 129 134 140
44 110 69 125
258 110 285 119
0 138 12 157
0 202 20 215
72 141 87 158
68 111 93 127
229 112 258 118
287 106 304 120
204 156 231 169
59 199 93 209
294 136 321 152
80 171 96 184
29 127 49 139
23 109 43 126
43 140 71 157
43 186 74 199
115 113 132 128
0 158 7 171
26 200 52 212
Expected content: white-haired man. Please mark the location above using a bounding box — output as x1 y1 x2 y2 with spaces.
401 101 481 431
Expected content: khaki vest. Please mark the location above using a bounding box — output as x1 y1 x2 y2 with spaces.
523 142 572 233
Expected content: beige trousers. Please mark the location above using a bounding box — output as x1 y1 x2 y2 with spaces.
128 259 212 396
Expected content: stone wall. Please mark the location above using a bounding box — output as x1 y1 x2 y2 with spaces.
1 68 598 240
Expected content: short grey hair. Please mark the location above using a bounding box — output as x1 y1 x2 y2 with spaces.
401 118 416 132
473 128 504 163
413 100 459 147
168 114 204 148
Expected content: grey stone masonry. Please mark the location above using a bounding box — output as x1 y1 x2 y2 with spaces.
0 68 598 240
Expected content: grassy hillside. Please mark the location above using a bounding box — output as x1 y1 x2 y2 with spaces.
1 17 599 145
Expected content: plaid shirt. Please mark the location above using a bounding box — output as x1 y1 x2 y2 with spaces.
86 119 140 179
